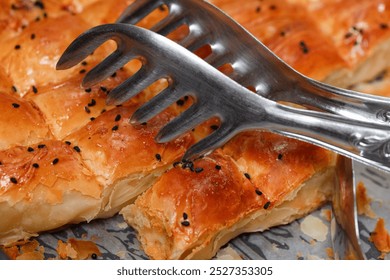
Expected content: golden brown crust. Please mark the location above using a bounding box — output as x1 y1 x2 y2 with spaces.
293 0 390 65
0 93 51 150
122 133 335 259
0 66 13 94
122 152 268 259
26 70 137 139
0 140 101 204
0 13 119 97
67 105 194 185
0 0 103 41
0 140 102 244
211 0 390 86
211 0 347 81
222 131 335 203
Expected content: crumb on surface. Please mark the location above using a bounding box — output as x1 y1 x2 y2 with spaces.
369 218 390 259
356 181 376 218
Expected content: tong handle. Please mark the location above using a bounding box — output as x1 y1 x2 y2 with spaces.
257 96 390 172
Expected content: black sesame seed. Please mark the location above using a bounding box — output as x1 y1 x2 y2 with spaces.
91 253 98 260
115 114 121 122
11 85 18 92
256 6 261 12
34 1 45 9
255 189 263 196
0 161 2 165
32 163 40 168
32 85 38 94
155 153 162 161
181 221 190 227
111 72 117 78
14 44 21 50
183 212 188 220
31 33 36 40
101 109 107 114
380 23 389 29
182 161 194 170
35 16 41 22
88 99 96 107
100 86 107 92
215 165 221 170
79 69 86 74
27 147 34 152
84 106 91 114
176 99 185 106
299 41 309 54
269 4 277 10
10 177 18 184
85 88 92 93
244 173 251 180
278 153 283 160
263 201 271 209
12 103 20 108
141 122 147 126
38 144 46 149
11 4 18 10
112 125 119 131
52 158 59 165
344 32 353 39
210 125 219 131
280 31 286 37
90 117 96 121
173 161 181 167
73 146 81 153
195 167 204 173
81 61 88 66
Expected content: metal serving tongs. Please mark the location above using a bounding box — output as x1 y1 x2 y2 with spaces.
56 0 390 259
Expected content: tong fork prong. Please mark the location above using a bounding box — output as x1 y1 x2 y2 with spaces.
156 102 214 142
107 66 163 105
83 50 138 87
150 13 186 35
131 83 182 123
183 123 236 160
115 0 163 25
57 28 119 70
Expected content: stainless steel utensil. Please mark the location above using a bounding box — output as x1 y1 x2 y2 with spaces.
115 0 368 260
57 23 390 173
116 0 390 126
117 0 372 259
332 156 365 259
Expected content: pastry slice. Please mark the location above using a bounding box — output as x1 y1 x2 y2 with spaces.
0 140 102 245
65 104 195 218
0 92 51 150
121 132 336 259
